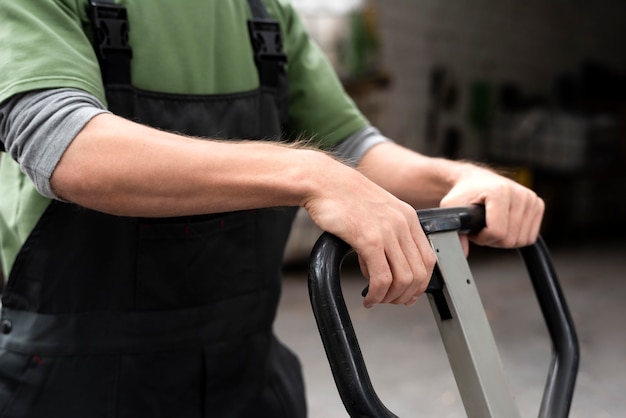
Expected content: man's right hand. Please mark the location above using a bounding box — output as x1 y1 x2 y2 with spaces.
301 159 436 309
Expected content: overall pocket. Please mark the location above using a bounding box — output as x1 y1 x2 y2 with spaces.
135 211 259 311
0 352 118 418
0 349 32 417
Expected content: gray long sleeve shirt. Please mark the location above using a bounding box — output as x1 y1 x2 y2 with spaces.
0 88 392 200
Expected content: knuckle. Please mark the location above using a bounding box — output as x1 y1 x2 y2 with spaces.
398 269 414 288
360 227 377 244
502 237 517 248
376 272 393 289
422 249 437 270
491 223 508 240
536 197 546 215
387 271 412 298
417 278 430 295
506 232 523 247
493 180 511 195
357 229 383 252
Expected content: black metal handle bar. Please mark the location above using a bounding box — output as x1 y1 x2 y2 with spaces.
307 205 579 418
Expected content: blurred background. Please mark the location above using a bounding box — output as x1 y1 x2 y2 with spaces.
0 0 624 416
284 0 626 260
278 0 626 417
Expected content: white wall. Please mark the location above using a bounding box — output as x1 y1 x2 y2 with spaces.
374 0 626 157
285 0 626 259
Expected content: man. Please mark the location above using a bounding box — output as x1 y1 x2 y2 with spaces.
0 0 543 416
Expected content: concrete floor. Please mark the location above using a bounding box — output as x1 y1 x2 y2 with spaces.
275 238 626 418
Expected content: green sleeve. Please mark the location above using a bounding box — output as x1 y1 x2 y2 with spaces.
0 0 105 105
0 0 369 149
268 0 370 149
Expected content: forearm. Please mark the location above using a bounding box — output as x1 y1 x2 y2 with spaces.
358 140 544 248
51 112 335 217
356 141 471 208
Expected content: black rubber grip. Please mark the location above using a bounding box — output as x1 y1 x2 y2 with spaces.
308 205 579 418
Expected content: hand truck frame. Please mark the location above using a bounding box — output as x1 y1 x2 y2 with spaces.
308 205 579 418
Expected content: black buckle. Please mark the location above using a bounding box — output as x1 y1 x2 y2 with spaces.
88 1 132 85
247 16 289 122
89 1 132 59
247 18 287 65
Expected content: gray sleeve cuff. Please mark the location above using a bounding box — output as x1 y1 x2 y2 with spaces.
329 126 394 167
0 88 110 199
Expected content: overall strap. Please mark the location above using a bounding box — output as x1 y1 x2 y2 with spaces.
86 0 286 93
246 0 287 91
85 1 287 123
88 0 132 85
246 0 289 123
247 0 271 18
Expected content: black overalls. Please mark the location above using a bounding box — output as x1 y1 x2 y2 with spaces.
0 1 306 417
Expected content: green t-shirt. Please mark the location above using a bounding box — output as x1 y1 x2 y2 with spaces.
0 0 369 276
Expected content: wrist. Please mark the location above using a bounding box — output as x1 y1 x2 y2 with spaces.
293 149 343 208
435 158 491 187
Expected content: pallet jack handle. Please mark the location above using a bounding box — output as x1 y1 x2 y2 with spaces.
308 205 579 418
